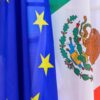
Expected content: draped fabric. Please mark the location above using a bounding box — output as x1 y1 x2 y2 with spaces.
0 0 57 100
0 0 30 100
27 0 58 100
90 0 100 99
0 0 100 100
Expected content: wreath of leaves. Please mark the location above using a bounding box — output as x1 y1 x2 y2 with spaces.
59 15 93 81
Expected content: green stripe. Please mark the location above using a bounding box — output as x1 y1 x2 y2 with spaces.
49 0 70 14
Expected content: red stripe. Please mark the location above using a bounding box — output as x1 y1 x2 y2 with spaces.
94 86 100 100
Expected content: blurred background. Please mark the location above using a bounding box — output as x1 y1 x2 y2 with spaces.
91 0 100 30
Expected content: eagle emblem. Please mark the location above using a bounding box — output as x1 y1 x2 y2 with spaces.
59 15 100 81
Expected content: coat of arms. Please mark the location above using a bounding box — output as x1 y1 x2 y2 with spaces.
59 15 100 81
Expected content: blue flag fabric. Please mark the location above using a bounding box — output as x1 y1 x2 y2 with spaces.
0 0 31 100
6 0 19 100
0 0 19 100
0 0 58 100
15 0 31 100
27 0 58 100
0 1 6 99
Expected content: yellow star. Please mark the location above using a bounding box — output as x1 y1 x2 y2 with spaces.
31 93 40 100
39 54 54 75
33 11 48 32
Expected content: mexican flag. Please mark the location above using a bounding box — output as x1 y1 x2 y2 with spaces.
50 0 100 100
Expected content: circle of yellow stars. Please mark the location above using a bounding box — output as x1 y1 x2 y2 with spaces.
32 10 53 100
33 11 48 32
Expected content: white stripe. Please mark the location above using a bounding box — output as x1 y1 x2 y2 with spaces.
51 0 94 100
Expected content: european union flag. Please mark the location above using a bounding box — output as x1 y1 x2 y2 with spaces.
27 0 58 100
0 0 57 99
